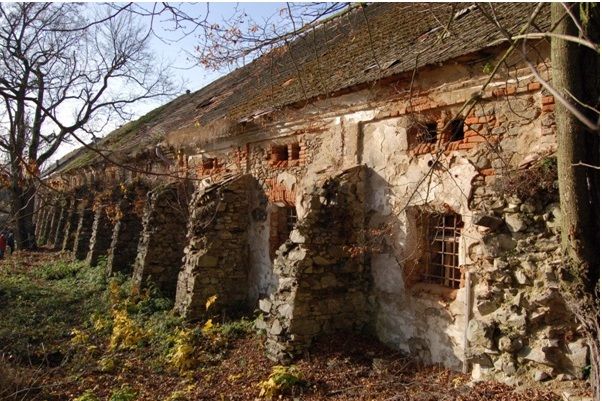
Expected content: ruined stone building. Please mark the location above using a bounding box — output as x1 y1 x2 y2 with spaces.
37 3 588 385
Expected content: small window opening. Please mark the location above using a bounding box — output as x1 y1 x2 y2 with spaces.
270 205 297 259
422 122 438 143
423 213 463 289
449 119 465 141
271 145 288 162
289 143 300 160
408 121 438 147
202 158 217 170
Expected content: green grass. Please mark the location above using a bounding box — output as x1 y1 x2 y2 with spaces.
0 257 106 363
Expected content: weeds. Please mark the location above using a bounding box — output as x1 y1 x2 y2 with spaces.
258 365 304 399
109 385 138 401
495 156 558 203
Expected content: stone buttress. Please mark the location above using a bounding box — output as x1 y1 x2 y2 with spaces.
132 182 191 296
175 174 255 317
261 166 371 361
106 188 145 276
62 196 80 252
86 202 115 267
51 197 71 250
72 196 95 260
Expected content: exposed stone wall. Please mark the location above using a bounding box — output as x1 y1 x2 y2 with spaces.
85 205 114 267
261 166 370 362
62 199 79 252
41 201 60 246
465 166 586 383
106 197 144 276
132 182 190 297
175 174 256 317
51 198 70 250
72 198 94 260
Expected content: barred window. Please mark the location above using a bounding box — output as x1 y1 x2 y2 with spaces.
423 213 463 289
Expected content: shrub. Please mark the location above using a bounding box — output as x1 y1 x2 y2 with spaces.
494 156 558 203
36 260 85 280
258 365 304 399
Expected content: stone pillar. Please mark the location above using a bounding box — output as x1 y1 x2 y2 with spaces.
132 183 190 297
34 205 48 240
262 166 371 362
85 205 114 267
72 198 94 260
175 175 253 318
52 198 70 250
62 198 79 252
42 201 60 246
106 197 143 276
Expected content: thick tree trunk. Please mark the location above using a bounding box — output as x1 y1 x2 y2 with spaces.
552 3 599 285
551 3 599 398
12 183 37 250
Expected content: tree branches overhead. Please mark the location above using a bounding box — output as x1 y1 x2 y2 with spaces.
0 2 174 168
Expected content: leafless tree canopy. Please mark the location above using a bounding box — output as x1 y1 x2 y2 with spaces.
0 2 173 172
0 2 174 248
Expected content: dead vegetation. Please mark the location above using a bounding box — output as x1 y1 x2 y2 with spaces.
0 250 587 401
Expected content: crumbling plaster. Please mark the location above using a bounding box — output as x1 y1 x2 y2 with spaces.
38 45 585 384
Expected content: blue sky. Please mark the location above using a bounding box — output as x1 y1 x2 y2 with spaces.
148 3 286 94
53 2 287 160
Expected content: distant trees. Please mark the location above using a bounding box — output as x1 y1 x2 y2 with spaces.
0 2 173 248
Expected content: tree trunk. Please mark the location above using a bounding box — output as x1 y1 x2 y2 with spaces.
551 3 599 398
12 182 37 250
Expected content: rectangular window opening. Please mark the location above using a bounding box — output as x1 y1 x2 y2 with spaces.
271 145 288 162
289 143 301 160
202 158 217 170
423 213 463 289
424 122 438 143
449 119 465 141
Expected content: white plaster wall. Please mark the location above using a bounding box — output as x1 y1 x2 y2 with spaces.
361 116 477 370
247 201 278 306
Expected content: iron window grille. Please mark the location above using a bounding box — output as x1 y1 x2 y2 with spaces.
423 213 463 289
286 207 297 232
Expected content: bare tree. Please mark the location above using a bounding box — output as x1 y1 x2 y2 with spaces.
0 2 173 249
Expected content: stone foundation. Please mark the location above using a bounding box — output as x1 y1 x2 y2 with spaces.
132 182 190 296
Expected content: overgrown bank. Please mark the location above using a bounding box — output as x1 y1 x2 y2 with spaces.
0 251 584 400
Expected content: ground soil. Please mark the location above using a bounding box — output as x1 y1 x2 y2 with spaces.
0 250 592 401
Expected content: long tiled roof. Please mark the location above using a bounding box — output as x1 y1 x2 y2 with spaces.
57 2 550 173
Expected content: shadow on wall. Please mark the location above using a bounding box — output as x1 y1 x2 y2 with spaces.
366 168 464 370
